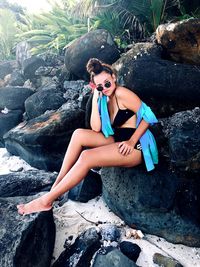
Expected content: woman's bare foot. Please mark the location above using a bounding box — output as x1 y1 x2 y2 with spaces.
17 195 52 215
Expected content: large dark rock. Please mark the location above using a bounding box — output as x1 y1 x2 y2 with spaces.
22 56 46 80
161 108 200 226
100 108 200 246
0 170 56 197
25 88 66 120
101 163 200 246
120 241 141 263
0 110 22 147
0 87 34 146
156 18 200 65
0 197 55 267
4 107 85 171
163 107 200 173
113 42 200 117
0 60 16 80
0 86 34 111
91 247 139 267
64 29 120 79
8 70 25 86
68 170 102 203
52 227 101 267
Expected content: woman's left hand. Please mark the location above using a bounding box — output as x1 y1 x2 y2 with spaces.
118 140 135 156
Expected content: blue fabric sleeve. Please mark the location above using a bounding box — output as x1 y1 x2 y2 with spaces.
136 102 158 127
98 95 114 138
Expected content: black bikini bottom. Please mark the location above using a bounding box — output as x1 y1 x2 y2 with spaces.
113 128 142 151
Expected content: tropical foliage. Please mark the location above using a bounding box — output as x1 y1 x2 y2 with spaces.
16 1 88 55
0 8 18 60
66 0 182 47
0 0 199 60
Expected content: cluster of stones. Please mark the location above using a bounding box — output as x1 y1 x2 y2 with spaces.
0 19 199 266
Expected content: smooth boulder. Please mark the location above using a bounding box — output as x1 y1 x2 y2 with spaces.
0 110 22 147
64 29 120 79
113 42 200 117
0 86 34 111
91 247 139 267
0 86 34 146
4 107 85 171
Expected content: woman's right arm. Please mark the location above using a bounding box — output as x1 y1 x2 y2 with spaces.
90 89 101 132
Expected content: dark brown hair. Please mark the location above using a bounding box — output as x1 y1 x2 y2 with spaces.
86 58 116 83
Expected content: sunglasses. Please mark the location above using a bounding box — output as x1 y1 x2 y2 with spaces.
96 81 111 92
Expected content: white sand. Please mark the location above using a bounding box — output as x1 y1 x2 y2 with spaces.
52 197 200 267
0 148 36 174
0 148 199 266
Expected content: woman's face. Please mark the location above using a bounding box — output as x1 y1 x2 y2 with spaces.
93 71 116 97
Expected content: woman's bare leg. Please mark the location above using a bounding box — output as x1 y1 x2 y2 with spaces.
51 128 114 190
17 143 142 215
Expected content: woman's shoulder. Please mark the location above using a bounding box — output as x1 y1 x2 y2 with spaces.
115 86 138 99
115 86 141 110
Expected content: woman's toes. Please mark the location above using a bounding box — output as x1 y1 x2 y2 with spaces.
17 204 24 209
18 207 25 215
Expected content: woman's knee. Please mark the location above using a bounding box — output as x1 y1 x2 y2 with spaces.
78 150 93 167
72 128 87 141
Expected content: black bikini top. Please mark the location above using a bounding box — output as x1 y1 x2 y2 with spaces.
112 95 135 128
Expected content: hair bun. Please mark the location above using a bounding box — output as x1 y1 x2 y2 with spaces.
86 58 103 74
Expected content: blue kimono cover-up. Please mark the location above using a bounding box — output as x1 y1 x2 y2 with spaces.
98 95 158 171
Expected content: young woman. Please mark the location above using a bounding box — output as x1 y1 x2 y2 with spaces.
17 58 158 215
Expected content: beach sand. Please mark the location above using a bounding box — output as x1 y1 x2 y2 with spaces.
52 196 200 267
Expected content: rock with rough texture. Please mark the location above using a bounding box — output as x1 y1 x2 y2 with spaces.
161 108 200 226
25 88 66 120
99 224 120 242
91 247 139 267
0 197 55 267
163 107 200 173
101 164 200 247
4 107 85 171
153 253 183 267
113 42 200 117
64 29 120 79
120 241 141 263
52 227 101 267
156 18 200 65
22 56 46 80
0 110 22 147
68 170 102 202
0 86 34 111
8 70 25 86
0 170 56 197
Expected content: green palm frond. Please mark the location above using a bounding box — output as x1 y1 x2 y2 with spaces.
0 8 19 60
16 0 88 55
